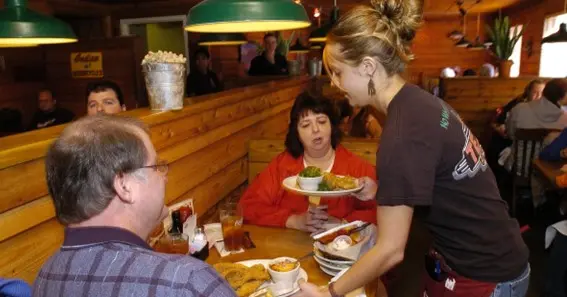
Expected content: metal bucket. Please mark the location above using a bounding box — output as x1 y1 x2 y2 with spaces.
308 59 322 77
142 63 186 111
288 60 300 76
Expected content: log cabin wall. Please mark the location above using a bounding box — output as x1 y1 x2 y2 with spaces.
406 15 491 85
0 48 46 130
503 0 567 76
0 76 310 283
43 37 146 118
440 77 544 145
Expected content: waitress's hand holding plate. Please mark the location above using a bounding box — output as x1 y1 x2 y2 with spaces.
350 177 377 201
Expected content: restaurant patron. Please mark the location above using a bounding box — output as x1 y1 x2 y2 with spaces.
297 0 529 296
29 89 74 130
248 33 288 76
186 47 223 96
238 92 377 235
86 80 126 115
33 115 235 297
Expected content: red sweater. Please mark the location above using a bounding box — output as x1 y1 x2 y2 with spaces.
239 145 377 227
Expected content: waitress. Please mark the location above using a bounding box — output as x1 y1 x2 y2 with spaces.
296 0 529 297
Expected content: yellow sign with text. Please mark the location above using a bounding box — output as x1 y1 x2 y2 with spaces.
70 52 103 78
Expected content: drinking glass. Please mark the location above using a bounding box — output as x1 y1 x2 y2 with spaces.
153 233 189 255
219 202 244 252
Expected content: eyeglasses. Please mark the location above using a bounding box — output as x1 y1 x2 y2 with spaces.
140 159 169 174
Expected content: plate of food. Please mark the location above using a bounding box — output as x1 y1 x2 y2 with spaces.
282 166 363 197
213 258 307 297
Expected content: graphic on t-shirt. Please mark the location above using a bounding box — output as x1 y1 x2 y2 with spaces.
452 114 488 180
438 101 488 180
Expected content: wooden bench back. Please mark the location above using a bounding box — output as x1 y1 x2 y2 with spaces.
248 138 379 182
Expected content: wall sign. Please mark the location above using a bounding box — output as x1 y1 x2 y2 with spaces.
70 52 103 78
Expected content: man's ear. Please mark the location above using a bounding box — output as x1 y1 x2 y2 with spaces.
114 173 135 204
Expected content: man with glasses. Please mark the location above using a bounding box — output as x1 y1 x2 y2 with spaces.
33 115 236 297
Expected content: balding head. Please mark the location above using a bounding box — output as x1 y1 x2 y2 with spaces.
46 115 151 225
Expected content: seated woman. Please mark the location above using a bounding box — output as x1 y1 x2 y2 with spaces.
239 92 377 233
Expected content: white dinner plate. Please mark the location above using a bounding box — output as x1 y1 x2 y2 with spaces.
237 259 308 297
313 248 356 265
282 175 363 197
313 254 350 272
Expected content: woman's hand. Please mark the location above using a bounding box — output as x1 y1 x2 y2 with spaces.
286 206 329 233
352 177 378 201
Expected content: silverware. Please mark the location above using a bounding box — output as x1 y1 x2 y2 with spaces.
347 222 371 235
296 251 314 262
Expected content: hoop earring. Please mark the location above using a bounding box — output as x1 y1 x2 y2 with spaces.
367 76 376 97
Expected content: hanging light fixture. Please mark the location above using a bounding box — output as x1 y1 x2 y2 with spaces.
185 0 310 33
198 33 247 46
308 0 338 42
542 23 567 44
0 0 77 45
289 40 309 53
455 9 470 47
0 43 38 47
542 0 567 44
310 43 323 49
468 14 485 50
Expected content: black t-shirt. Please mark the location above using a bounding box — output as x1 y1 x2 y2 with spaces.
28 108 74 131
495 97 522 125
186 70 223 96
248 53 288 76
377 84 529 282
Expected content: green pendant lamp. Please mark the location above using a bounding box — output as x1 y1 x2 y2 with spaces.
289 40 309 53
198 33 247 46
0 0 77 45
542 23 567 44
185 0 310 33
308 2 339 42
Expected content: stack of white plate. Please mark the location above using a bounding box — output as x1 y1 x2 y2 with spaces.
313 248 355 276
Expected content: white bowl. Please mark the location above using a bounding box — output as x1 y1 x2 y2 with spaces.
297 176 323 191
267 257 300 284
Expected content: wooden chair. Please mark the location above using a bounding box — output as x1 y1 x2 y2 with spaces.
510 128 554 216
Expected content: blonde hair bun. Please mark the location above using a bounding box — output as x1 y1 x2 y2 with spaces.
370 0 422 42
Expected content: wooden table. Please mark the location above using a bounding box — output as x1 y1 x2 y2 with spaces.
206 225 387 297
533 159 566 188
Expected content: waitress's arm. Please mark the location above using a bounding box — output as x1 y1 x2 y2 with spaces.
331 205 413 295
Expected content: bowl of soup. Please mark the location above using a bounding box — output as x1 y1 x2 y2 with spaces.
267 257 300 283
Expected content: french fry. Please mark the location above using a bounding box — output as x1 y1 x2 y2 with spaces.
308 196 321 206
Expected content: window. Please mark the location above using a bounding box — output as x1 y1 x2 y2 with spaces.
539 13 567 78
509 25 522 77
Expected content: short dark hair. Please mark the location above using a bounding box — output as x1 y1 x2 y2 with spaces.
46 115 149 225
543 78 567 107
194 46 210 60
462 69 477 76
285 92 341 158
86 80 124 105
264 33 276 41
38 89 54 98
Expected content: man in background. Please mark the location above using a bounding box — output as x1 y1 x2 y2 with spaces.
186 47 223 97
86 80 126 116
34 115 235 297
248 33 288 76
28 89 74 130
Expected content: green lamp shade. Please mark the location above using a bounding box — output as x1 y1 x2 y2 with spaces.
310 43 323 50
455 38 471 48
198 33 247 46
289 41 309 53
0 0 77 45
542 23 567 44
0 43 38 47
185 0 311 33
467 37 485 51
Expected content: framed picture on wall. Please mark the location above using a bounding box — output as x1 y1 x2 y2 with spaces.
239 42 259 72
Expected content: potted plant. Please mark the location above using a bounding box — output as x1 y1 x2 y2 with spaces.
486 16 525 78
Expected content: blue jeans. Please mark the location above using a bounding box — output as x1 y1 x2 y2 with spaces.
490 264 530 297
